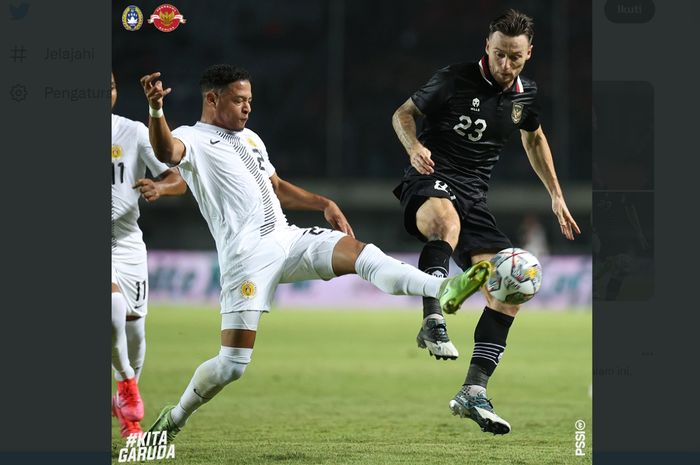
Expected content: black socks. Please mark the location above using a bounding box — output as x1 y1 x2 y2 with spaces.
465 307 515 387
418 240 453 318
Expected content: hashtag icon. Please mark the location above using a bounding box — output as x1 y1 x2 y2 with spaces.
125 432 139 447
10 45 27 63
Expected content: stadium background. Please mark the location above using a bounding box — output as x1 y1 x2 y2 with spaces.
113 0 590 250
113 0 591 309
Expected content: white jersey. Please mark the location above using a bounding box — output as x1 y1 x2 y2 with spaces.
111 114 170 261
172 122 288 292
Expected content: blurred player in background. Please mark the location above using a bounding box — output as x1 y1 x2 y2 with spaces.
592 192 649 300
111 72 187 437
392 10 580 434
139 64 491 441
519 214 549 259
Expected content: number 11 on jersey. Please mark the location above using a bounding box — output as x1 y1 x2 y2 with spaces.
112 162 125 185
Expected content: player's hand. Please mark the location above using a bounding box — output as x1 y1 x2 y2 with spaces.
140 72 172 110
408 143 434 175
552 196 581 240
324 201 355 238
133 178 162 203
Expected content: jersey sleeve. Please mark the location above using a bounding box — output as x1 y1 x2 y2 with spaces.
410 66 455 116
520 88 541 132
171 126 195 171
136 122 170 177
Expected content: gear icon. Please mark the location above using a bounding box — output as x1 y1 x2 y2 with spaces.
10 84 28 102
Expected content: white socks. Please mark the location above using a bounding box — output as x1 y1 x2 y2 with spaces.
465 385 487 397
112 292 135 380
126 317 146 382
171 346 253 427
354 244 443 297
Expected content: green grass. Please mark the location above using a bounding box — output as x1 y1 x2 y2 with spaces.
113 307 592 465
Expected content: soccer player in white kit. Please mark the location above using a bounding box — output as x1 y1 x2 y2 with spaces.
140 65 492 441
111 73 187 437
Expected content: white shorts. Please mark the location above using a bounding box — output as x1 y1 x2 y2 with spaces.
220 226 346 313
111 256 149 318
221 310 263 331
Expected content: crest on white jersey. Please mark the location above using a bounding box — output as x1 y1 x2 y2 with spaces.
112 144 122 159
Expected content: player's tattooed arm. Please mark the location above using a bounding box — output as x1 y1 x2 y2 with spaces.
140 72 186 164
520 126 581 241
133 168 187 203
270 174 355 238
392 98 434 175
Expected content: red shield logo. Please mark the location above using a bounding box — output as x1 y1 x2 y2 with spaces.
148 4 186 32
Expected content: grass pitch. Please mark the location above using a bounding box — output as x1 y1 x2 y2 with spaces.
112 306 592 465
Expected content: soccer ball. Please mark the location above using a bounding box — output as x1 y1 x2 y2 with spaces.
486 248 542 304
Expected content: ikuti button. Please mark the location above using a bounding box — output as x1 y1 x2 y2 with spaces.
605 0 655 23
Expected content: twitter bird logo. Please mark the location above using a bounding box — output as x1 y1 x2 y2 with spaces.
10 2 30 20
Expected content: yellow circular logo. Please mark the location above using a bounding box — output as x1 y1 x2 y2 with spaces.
111 144 122 159
241 280 256 299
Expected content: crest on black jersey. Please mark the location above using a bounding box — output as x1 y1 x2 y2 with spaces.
511 103 524 124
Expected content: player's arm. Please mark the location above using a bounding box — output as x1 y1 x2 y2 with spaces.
133 168 187 203
270 173 355 238
520 126 581 240
392 98 434 175
140 72 186 164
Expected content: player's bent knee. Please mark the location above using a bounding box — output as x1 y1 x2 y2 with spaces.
417 203 460 245
332 236 367 276
432 219 460 244
214 347 252 385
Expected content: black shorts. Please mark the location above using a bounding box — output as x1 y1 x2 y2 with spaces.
393 176 512 269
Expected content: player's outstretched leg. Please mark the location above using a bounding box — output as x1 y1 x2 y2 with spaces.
344 239 492 316
416 240 458 360
148 345 253 441
147 406 180 443
437 260 493 314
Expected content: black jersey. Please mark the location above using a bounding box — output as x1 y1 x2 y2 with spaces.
407 57 540 199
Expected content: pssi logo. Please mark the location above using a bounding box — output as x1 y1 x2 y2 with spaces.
122 6 144 31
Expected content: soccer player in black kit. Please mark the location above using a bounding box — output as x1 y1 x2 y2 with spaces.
392 10 580 434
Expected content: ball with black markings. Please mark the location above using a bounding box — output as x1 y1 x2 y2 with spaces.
486 248 542 304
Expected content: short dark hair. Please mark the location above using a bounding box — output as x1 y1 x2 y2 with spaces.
488 9 534 43
199 64 251 93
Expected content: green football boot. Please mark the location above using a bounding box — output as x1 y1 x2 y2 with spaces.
147 405 181 443
438 260 493 314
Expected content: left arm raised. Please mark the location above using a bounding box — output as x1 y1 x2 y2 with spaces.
270 173 355 238
520 126 581 240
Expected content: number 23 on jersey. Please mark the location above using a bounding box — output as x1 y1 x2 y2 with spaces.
453 116 487 142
